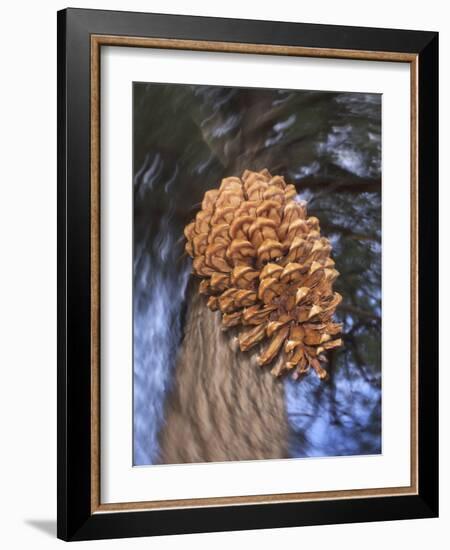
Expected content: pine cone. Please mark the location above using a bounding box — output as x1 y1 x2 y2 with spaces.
184 169 343 380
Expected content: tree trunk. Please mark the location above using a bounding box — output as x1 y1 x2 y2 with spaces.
158 280 290 464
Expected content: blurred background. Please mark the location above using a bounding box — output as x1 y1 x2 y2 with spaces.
133 83 381 466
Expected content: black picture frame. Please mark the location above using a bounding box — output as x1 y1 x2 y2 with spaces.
57 7 438 541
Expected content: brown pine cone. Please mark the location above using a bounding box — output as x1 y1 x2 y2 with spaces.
184 169 343 381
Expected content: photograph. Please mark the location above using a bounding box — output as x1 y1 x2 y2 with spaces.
0 0 443 546
54 7 438 541
132 83 382 466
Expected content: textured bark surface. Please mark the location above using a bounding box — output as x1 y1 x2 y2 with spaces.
158 281 290 464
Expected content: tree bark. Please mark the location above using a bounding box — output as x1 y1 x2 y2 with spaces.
158 280 290 464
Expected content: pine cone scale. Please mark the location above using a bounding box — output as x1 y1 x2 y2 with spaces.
184 169 343 381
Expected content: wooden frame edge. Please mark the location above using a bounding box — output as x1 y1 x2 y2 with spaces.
91 34 417 62
89 34 419 515
94 489 419 514
410 54 419 498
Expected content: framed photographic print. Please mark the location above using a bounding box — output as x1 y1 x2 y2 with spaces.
57 8 438 541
